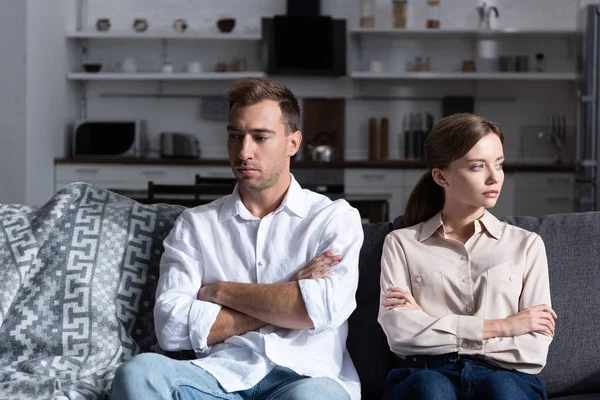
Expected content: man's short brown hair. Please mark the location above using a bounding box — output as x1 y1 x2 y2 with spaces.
227 77 300 134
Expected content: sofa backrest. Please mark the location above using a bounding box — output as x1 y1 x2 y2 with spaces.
347 212 600 399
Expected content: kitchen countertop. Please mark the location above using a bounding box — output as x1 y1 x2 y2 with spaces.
54 157 577 173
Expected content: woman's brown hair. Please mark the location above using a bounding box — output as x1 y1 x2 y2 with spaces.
227 77 300 135
402 113 504 228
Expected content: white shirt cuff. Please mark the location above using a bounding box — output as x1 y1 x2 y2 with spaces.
188 300 222 353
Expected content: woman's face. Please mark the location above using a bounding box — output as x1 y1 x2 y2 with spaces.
439 133 505 212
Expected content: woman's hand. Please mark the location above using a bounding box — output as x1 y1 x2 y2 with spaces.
502 304 558 337
382 287 422 311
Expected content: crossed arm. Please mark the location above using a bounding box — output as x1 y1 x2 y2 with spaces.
199 251 342 345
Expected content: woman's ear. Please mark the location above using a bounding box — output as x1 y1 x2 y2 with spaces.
431 168 448 188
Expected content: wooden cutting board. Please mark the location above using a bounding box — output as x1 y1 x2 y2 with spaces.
301 99 345 161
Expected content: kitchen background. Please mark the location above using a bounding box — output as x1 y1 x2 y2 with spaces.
1 0 599 220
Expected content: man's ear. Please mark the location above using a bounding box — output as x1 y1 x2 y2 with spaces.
288 131 302 157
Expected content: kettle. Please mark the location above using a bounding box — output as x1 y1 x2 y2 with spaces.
306 132 336 162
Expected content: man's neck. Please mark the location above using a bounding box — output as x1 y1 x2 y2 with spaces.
239 176 291 219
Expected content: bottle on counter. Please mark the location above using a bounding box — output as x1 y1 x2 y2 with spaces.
368 117 378 161
380 117 389 160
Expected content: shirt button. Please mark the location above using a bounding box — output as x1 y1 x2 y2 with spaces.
460 256 466 261
461 342 468 348
415 276 422 283
466 307 474 313
509 276 514 282
462 278 469 284
258 260 265 266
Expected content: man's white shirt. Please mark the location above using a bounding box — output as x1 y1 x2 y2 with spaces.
154 175 364 399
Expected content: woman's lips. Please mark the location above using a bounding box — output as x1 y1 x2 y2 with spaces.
482 190 499 198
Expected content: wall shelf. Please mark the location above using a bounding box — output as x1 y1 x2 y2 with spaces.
66 31 262 40
67 72 267 81
349 71 581 81
348 28 581 38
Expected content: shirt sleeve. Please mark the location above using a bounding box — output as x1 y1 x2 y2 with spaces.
483 234 553 374
297 202 364 333
378 233 485 357
153 215 222 354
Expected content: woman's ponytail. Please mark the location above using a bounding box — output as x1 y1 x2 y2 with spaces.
401 171 444 228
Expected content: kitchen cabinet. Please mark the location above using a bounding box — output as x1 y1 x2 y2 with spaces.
55 164 233 192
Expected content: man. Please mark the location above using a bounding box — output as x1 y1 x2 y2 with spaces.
111 77 364 400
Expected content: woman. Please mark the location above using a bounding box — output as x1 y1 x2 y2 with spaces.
378 113 557 400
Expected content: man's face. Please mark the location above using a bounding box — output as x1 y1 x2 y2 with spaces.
227 100 301 193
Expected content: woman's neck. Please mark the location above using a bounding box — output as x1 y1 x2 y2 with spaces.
440 206 485 243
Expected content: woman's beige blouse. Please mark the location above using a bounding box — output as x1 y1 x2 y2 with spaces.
378 211 553 374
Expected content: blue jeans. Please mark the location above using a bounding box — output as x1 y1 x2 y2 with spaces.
383 353 547 400
110 353 349 400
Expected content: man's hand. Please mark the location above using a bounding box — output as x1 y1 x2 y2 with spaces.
382 287 423 311
291 250 342 281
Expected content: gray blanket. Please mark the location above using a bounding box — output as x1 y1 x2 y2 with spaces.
0 183 185 399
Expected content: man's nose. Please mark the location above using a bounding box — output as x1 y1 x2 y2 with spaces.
239 135 254 160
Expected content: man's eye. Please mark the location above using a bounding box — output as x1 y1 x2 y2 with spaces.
229 134 242 140
255 137 268 141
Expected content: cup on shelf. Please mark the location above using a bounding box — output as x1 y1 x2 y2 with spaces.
370 60 384 73
187 61 203 73
515 55 529 72
162 61 174 73
498 55 514 72
82 62 103 73
113 57 137 73
173 18 188 33
95 18 111 32
133 18 149 32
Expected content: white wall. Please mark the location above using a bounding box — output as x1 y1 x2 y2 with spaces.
2 0 587 204
26 0 76 206
0 1 27 204
78 0 582 162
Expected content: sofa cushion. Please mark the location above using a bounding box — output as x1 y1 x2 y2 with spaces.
504 213 600 398
0 183 184 399
347 220 396 400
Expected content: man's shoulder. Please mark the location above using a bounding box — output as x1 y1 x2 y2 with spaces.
177 196 229 224
302 192 360 223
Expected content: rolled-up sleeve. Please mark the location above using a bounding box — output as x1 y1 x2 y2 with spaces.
483 234 553 374
378 233 484 357
154 217 222 354
298 203 364 333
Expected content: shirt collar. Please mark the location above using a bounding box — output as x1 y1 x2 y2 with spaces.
418 209 503 242
218 174 307 222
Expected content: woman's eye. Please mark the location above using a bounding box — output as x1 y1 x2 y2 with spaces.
496 163 504 169
471 164 483 171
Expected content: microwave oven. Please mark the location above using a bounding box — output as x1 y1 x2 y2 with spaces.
72 120 148 157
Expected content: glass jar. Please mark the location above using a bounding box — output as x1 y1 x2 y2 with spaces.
392 0 407 29
426 0 440 29
360 0 375 28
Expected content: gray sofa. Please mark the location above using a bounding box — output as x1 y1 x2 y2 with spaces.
0 183 598 399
